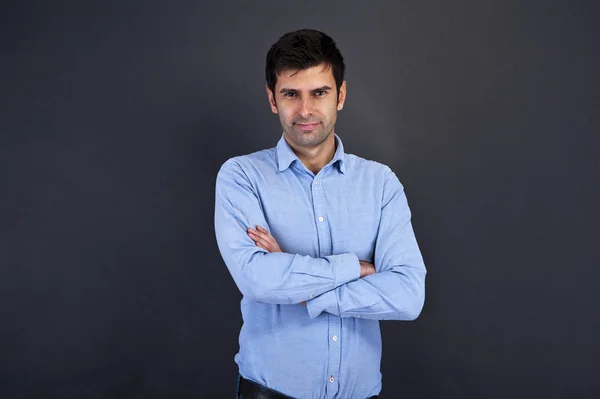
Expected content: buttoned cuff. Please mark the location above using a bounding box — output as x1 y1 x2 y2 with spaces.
307 289 339 319
324 253 361 288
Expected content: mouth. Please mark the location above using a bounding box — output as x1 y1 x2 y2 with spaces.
295 122 320 132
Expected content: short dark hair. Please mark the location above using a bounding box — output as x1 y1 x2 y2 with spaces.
266 29 345 97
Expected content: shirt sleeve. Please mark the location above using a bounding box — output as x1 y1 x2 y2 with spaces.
306 167 427 320
214 159 361 305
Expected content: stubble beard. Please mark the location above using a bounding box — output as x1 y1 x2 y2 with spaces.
282 115 337 149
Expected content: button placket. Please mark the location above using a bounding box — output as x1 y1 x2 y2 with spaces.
313 172 339 398
311 174 329 258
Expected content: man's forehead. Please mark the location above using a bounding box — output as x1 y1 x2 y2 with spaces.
276 64 335 87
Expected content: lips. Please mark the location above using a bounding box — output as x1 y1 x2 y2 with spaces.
296 122 320 131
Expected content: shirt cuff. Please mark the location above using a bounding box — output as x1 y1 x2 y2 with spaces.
307 289 339 319
324 253 361 288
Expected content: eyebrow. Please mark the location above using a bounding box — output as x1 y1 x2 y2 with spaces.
312 86 332 92
279 85 332 94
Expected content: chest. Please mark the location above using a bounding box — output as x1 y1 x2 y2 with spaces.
256 172 382 260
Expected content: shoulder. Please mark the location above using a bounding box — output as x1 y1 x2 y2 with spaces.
344 153 396 179
344 152 405 199
218 147 277 177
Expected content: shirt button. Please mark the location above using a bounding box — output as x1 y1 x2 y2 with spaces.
313 180 318 185
329 376 335 383
318 216 324 222
309 294 314 299
356 315 361 318
332 335 337 341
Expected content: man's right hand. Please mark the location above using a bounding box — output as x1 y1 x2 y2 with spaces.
359 261 375 278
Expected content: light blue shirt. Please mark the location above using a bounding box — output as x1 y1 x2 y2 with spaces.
214 134 426 399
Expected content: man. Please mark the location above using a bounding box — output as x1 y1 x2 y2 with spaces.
215 29 426 399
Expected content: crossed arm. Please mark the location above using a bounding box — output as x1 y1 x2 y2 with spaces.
215 160 426 320
248 226 377 280
247 226 376 306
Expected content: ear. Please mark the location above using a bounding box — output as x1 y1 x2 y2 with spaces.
336 81 347 111
266 85 278 114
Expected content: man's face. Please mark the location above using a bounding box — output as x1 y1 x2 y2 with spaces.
267 64 346 149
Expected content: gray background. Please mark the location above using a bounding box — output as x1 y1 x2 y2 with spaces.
1 1 599 398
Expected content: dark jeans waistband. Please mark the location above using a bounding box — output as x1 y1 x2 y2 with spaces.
236 375 379 399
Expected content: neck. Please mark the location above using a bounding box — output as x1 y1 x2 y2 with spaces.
286 134 336 175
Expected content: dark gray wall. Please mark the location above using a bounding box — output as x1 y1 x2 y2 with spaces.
1 1 599 398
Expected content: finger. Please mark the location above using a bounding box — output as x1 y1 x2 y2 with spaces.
249 228 278 252
253 227 272 239
250 230 274 246
256 226 276 241
248 230 269 244
255 242 269 251
255 226 278 246
250 235 273 252
251 238 270 251
256 226 269 234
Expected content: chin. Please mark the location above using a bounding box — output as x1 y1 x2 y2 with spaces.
285 128 331 146
301 136 329 147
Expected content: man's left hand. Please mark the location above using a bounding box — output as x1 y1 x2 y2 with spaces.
247 226 282 253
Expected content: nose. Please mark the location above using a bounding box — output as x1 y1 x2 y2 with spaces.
298 97 313 119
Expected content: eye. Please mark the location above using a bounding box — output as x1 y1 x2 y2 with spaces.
284 92 297 98
314 90 327 97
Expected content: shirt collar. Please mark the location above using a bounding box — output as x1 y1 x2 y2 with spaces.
276 134 346 174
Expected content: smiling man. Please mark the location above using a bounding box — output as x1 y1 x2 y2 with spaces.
215 29 426 399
